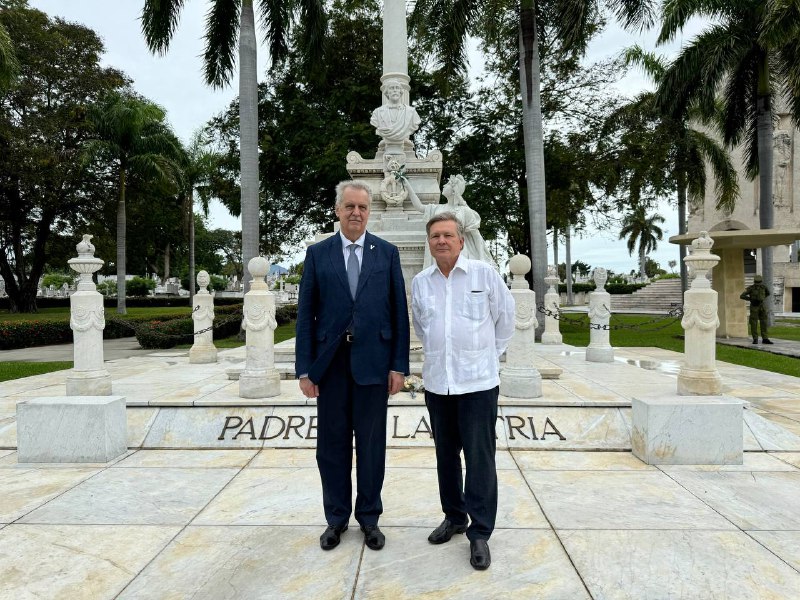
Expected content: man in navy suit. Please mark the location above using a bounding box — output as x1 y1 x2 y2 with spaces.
296 180 409 552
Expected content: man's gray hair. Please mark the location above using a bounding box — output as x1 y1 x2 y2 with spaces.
335 180 372 208
426 211 465 239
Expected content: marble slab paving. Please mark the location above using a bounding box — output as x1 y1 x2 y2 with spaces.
115 449 257 469
500 407 631 450
19 467 238 525
0 416 16 448
747 530 800 572
665 470 800 530
0 524 180 600
1 450 135 469
249 447 319 468
116 525 361 600
559 529 800 600
0 467 98 523
194 467 324 526
752 410 800 436
743 411 800 451
771 452 800 468
512 450 655 471
126 407 160 448
523 471 736 530
657 452 797 472
142 406 274 449
354 527 590 600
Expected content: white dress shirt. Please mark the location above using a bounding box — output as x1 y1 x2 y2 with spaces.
339 231 365 267
412 255 515 395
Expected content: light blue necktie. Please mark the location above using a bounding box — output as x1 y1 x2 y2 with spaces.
347 243 360 299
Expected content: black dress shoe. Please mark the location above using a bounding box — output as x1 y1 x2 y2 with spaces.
361 524 385 550
762 338 774 344
752 338 759 344
469 539 491 570
428 519 467 544
320 524 347 550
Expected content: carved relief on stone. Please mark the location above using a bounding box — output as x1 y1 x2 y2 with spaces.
773 130 792 209
514 299 537 330
380 158 408 208
192 305 215 322
588 302 611 320
70 307 105 332
243 303 277 332
681 303 720 331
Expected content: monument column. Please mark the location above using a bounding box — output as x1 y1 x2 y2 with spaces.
383 0 409 90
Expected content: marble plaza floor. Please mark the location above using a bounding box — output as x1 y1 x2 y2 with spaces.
1 343 800 598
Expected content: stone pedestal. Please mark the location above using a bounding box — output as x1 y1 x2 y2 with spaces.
189 271 218 364
239 257 281 399
631 395 744 465
541 266 562 345
713 247 748 338
500 255 542 398
66 234 111 396
17 396 127 462
679 232 722 395
586 268 614 363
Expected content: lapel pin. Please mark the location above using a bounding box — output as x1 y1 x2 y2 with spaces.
370 244 375 250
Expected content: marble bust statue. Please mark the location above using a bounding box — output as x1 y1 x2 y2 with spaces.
370 78 421 150
402 174 495 268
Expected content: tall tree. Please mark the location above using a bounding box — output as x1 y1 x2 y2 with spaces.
0 1 125 312
411 0 656 337
655 0 800 322
88 91 181 314
618 205 664 278
141 0 326 293
0 19 16 89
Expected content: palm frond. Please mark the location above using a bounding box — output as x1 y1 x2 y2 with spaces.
760 0 800 48
607 0 660 31
141 0 186 54
551 0 598 54
659 0 745 44
687 128 739 211
203 0 240 88
622 44 666 82
294 0 327 67
0 22 18 89
259 0 290 64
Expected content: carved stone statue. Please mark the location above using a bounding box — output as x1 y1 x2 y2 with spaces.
370 78 420 154
402 173 494 268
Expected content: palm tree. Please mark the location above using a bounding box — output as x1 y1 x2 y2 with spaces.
619 205 665 278
88 91 181 314
411 0 657 337
609 46 739 292
0 21 16 89
179 132 222 304
141 0 326 294
655 1 800 322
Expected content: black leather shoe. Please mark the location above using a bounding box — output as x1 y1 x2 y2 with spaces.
470 539 491 570
320 524 347 550
752 338 759 344
428 519 467 544
361 524 385 550
762 338 774 344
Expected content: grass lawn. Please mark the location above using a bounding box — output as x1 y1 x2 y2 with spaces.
0 361 72 382
559 312 799 377
175 321 297 349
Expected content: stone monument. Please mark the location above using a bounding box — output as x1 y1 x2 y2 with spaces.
66 234 111 396
239 256 281 399
189 270 218 364
678 231 722 395
541 265 563 344
500 255 542 398
585 267 614 363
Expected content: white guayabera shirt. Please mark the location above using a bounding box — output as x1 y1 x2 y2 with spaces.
412 255 515 395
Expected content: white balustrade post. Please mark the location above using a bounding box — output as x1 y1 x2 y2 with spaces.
541 265 563 345
189 270 217 364
585 267 614 362
678 231 722 395
239 257 281 399
66 234 111 395
499 255 542 398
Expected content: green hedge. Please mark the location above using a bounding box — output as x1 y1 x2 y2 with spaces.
557 282 645 295
0 296 246 311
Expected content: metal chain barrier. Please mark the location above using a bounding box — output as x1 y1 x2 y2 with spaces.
538 304 684 331
105 305 244 340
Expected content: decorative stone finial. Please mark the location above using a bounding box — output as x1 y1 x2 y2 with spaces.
76 234 96 258
691 231 714 252
248 256 269 280
593 267 608 289
684 231 719 289
68 233 104 291
197 270 210 294
509 254 531 277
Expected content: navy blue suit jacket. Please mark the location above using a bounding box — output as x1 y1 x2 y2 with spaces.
295 231 410 386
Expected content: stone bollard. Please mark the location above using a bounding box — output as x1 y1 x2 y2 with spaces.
66 234 111 396
499 255 542 398
585 267 614 362
239 256 281 399
541 265 563 345
189 271 218 364
678 231 722 395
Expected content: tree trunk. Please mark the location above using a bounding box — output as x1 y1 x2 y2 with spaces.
116 166 127 314
164 242 171 282
676 170 688 293
239 0 259 295
189 190 195 304
565 223 573 305
518 2 547 339
552 226 559 271
639 246 646 279
757 92 774 324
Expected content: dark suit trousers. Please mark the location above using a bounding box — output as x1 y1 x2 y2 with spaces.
316 338 388 528
425 387 498 541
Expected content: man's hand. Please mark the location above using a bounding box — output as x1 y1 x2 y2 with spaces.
388 371 405 396
299 376 319 399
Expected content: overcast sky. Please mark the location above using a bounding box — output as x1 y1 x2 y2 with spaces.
29 1 706 274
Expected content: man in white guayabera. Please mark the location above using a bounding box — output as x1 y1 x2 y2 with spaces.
370 78 420 147
411 212 514 571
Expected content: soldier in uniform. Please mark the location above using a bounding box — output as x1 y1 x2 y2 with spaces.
740 274 772 344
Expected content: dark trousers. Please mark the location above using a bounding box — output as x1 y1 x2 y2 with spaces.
316 338 387 528
425 386 498 541
749 305 769 339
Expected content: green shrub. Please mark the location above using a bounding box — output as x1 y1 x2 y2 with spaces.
558 282 596 294
127 276 156 297
0 320 72 350
606 283 646 295
135 304 245 349
41 272 76 289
